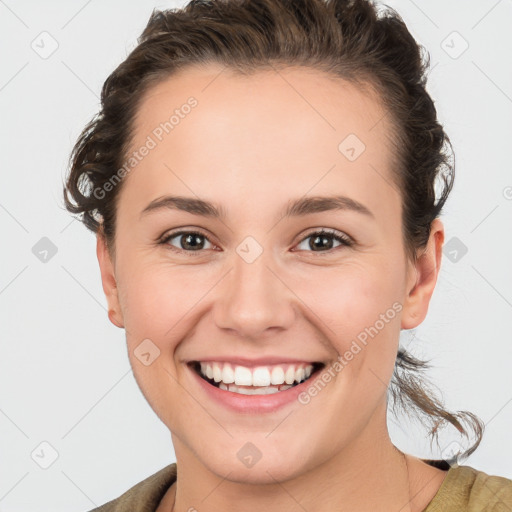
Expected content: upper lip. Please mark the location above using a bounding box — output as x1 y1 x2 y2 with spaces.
186 357 326 367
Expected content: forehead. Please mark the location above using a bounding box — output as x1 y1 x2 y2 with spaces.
121 64 401 226
131 64 393 151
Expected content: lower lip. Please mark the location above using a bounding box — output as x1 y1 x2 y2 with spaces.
188 364 321 414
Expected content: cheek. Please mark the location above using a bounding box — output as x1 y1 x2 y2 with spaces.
289 260 403 390
118 260 206 344
294 260 401 339
116 262 207 425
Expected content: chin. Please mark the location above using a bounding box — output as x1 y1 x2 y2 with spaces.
198 446 313 485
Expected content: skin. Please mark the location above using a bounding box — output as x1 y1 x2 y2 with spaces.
97 64 448 511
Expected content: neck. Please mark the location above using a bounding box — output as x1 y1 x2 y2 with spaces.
166 403 420 512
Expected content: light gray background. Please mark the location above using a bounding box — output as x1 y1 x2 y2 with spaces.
1 1 511 510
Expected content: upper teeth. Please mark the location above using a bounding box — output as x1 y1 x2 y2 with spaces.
199 362 314 387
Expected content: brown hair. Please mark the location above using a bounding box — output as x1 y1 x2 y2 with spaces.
62 0 484 460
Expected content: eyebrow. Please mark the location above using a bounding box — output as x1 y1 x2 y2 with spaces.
139 194 374 220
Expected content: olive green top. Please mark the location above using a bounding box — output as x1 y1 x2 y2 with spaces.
90 460 512 511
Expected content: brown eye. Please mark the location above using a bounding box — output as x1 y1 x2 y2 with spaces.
161 231 214 252
295 229 352 253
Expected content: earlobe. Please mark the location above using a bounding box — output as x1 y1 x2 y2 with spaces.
400 219 444 330
96 230 124 329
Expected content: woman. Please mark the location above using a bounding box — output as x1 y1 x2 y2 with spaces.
63 0 512 510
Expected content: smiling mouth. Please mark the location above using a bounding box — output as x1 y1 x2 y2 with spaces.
189 361 325 395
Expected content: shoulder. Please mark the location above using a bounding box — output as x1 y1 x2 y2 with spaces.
87 463 177 512
424 464 512 511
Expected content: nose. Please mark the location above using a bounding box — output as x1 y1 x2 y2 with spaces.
213 250 296 340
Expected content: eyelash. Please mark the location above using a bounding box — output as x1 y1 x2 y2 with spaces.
158 228 354 256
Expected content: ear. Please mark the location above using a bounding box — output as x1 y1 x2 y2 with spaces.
96 228 124 328
401 218 444 330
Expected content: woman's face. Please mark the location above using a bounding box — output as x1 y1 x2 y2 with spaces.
98 64 443 482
